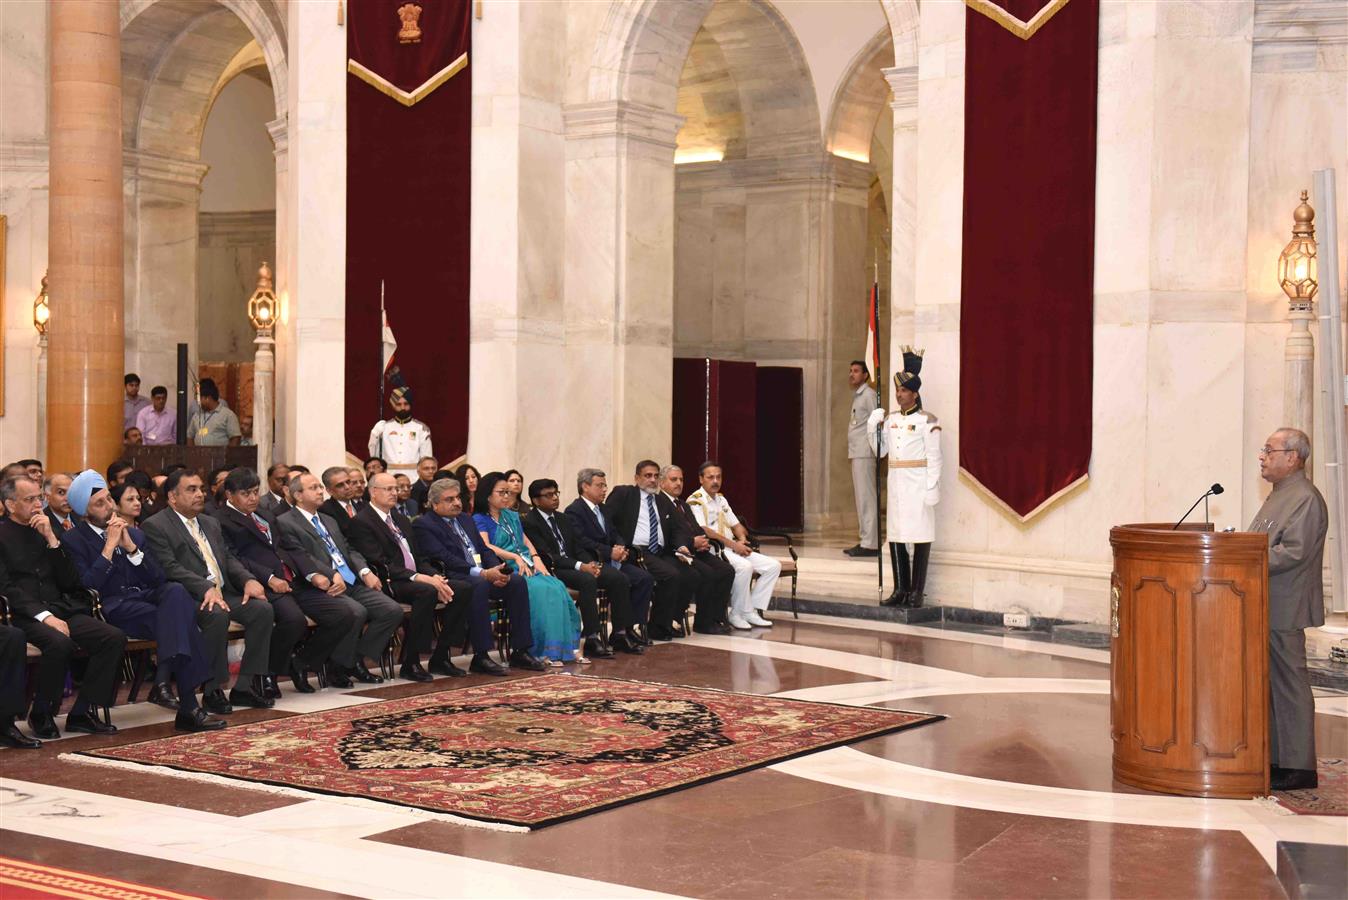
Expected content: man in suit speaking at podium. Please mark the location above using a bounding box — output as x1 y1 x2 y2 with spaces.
1248 427 1327 792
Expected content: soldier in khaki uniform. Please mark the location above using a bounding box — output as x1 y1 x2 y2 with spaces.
845 360 880 558
367 386 433 478
867 348 942 608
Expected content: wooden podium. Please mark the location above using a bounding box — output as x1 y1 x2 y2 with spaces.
1109 523 1269 798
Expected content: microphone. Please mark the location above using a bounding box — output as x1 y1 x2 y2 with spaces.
1172 483 1223 530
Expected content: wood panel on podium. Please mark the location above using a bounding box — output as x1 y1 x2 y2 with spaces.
1109 523 1269 798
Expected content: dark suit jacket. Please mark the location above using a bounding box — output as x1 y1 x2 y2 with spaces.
259 492 292 516
665 491 721 556
275 507 370 582
395 499 420 519
142 508 254 601
211 504 305 586
46 508 76 534
319 498 362 536
347 504 430 583
61 521 168 613
413 512 503 578
0 517 92 620
564 497 624 562
606 485 690 552
523 508 592 570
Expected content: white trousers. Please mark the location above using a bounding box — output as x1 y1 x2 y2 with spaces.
724 550 781 614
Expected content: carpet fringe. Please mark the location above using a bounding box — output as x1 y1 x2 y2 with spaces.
1253 795 1296 816
58 753 530 833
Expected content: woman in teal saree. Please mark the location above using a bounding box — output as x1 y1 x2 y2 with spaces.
474 471 583 665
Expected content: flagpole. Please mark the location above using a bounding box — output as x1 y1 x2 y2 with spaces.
872 252 884 603
379 279 386 460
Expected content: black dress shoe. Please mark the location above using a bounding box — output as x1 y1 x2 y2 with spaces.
0 721 41 749
428 658 468 678
26 709 59 740
1271 767 1319 791
843 544 863 555
647 624 675 642
261 674 283 699
228 687 275 709
65 711 117 735
148 682 180 711
583 636 615 659
845 546 879 558
288 659 317 694
469 653 509 676
880 590 907 608
398 661 433 682
325 665 354 689
508 649 548 672
627 626 652 647
694 622 731 635
610 632 645 654
203 689 233 715
174 707 227 732
352 660 383 684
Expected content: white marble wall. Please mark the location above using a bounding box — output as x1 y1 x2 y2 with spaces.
275 0 345 470
0 0 48 461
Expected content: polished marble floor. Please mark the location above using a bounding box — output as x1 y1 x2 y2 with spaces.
2 613 1344 899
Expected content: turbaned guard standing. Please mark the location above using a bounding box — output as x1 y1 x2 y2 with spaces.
867 348 942 608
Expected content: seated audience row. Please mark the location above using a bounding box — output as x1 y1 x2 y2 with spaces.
0 452 776 748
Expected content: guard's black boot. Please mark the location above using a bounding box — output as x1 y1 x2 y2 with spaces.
906 542 931 608
881 543 910 607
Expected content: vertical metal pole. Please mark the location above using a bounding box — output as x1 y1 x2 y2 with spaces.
1313 169 1346 612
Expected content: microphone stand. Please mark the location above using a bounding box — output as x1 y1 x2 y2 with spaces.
1172 489 1213 530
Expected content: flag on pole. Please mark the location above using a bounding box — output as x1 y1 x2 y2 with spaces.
380 282 406 391
863 279 880 385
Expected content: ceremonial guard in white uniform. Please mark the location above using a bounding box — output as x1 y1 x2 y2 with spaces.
867 348 942 607
687 464 780 630
368 386 433 477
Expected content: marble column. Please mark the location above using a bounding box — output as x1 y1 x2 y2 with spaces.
279 1 346 469
267 115 290 463
883 60 918 390
563 101 683 482
47 0 123 472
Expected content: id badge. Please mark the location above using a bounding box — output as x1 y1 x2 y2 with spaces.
472 552 481 566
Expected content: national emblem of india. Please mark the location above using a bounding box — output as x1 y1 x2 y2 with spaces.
397 3 423 44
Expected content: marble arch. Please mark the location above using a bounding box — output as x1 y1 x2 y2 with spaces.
826 26 896 165
116 0 287 404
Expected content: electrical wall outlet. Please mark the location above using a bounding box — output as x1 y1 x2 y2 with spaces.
1003 612 1030 629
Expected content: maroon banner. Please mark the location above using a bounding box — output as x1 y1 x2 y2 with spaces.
959 0 1097 520
346 0 470 462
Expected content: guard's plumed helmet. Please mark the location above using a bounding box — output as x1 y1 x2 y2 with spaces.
893 346 924 393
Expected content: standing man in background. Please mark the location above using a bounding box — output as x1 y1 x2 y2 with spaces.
136 386 177 446
845 360 879 558
187 379 241 447
1249 427 1327 792
124 373 151 432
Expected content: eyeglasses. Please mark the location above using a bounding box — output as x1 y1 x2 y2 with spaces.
369 485 397 493
1258 446 1297 456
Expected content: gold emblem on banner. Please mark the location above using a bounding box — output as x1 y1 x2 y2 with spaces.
397 3 423 44
964 0 1072 40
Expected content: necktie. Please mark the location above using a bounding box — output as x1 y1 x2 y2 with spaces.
344 502 356 518
253 514 294 580
189 518 224 586
646 494 661 553
548 514 567 555
61 517 72 531
311 515 355 583
386 514 416 571
450 519 475 555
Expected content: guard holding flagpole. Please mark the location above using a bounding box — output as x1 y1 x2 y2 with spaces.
867 347 942 607
368 387 432 478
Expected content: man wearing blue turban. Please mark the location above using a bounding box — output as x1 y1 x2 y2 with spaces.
62 470 225 732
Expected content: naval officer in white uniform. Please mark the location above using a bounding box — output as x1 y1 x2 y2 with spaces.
867 347 942 607
687 462 780 630
368 386 433 478
845 360 880 558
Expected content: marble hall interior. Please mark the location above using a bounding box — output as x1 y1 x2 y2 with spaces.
0 0 1346 898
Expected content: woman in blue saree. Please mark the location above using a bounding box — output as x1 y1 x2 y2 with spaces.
474 472 583 665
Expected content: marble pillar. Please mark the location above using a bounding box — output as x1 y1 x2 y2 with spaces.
563 101 682 483
279 2 346 469
468 0 568 478
47 0 123 472
268 115 291 464
883 60 918 387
